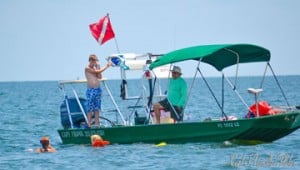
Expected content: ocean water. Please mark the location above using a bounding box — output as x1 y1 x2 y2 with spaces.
0 76 299 170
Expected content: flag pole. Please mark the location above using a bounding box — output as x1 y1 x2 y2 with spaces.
107 13 120 53
114 37 120 53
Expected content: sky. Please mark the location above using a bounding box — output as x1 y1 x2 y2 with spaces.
1 0 300 81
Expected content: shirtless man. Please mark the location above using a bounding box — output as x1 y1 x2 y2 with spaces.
35 137 56 153
85 54 112 128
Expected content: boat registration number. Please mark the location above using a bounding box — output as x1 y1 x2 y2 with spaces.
217 122 240 128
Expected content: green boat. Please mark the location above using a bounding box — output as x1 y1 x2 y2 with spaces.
57 44 300 145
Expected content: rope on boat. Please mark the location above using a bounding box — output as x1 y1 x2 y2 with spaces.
223 75 250 110
259 63 269 88
268 63 291 107
185 60 201 111
197 67 228 120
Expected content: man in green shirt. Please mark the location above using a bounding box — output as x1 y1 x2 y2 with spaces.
153 66 187 124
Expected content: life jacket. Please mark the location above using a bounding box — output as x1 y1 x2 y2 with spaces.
92 139 110 147
246 101 282 117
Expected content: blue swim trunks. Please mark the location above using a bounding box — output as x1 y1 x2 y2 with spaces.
86 87 102 112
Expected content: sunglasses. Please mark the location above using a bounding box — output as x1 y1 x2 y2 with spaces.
40 140 49 144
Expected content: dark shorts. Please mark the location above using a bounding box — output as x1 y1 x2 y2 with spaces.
159 98 183 121
86 87 102 112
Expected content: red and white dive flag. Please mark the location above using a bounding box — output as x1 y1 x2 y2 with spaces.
89 15 115 45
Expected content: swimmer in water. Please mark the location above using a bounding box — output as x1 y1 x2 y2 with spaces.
91 134 110 147
34 137 56 153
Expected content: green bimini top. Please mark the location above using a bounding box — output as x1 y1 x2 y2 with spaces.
149 44 271 71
